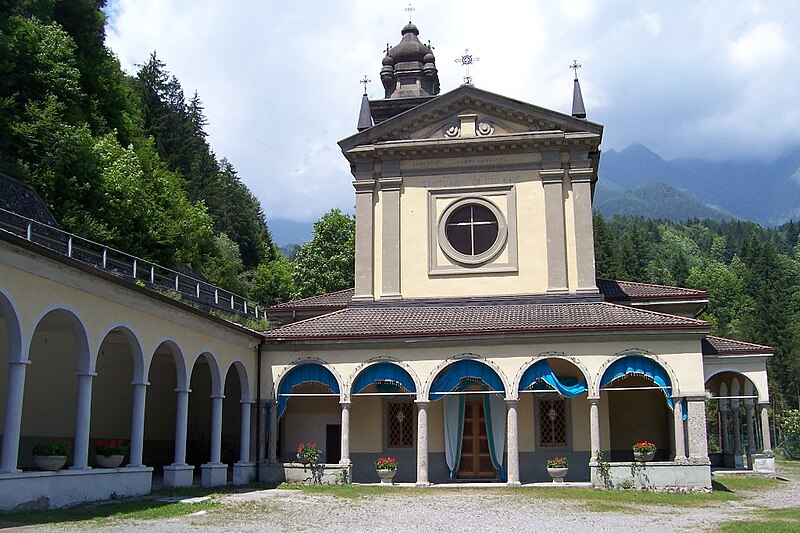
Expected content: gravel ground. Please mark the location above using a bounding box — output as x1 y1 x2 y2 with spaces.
9 467 800 533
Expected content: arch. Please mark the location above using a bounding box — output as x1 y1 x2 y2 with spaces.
514 353 591 397
149 338 188 390
705 369 762 403
427 356 509 400
0 288 22 359
190 351 223 397
350 360 418 397
593 349 679 398
598 353 676 409
276 360 341 419
224 360 251 402
28 306 91 372
95 324 145 383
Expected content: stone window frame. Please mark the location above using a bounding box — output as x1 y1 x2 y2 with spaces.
384 399 415 449
428 185 518 275
534 396 572 450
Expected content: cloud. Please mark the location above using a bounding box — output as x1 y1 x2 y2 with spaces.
105 0 800 221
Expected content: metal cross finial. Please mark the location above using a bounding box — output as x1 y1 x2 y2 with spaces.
360 75 371 96
384 43 391 55
405 3 415 22
455 48 480 86
570 60 582 80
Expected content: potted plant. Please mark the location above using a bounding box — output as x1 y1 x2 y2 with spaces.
633 441 657 462
32 442 69 471
296 442 321 466
546 456 568 483
375 457 398 484
95 439 128 468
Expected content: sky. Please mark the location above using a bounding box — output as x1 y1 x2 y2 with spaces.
105 0 800 224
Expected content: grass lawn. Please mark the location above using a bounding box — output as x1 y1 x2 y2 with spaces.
718 507 800 533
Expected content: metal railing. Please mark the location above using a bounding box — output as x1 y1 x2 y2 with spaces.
0 207 261 321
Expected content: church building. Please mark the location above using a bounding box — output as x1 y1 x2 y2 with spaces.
261 21 775 487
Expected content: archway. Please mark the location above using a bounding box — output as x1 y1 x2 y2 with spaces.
21 308 90 468
0 292 23 470
144 340 183 471
276 362 341 464
222 362 249 467
349 361 417 482
89 327 140 467
705 371 761 469
517 357 589 481
429 359 507 481
599 355 676 461
187 353 221 475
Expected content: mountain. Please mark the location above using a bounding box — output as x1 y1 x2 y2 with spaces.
599 144 800 226
594 181 732 221
268 218 314 247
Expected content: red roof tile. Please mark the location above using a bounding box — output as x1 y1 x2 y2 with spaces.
598 279 708 301
270 288 355 310
263 301 709 342
702 335 774 355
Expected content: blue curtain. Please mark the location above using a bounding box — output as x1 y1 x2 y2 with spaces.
277 364 340 419
351 362 416 395
518 360 588 397
483 394 507 482
430 360 506 400
599 355 674 409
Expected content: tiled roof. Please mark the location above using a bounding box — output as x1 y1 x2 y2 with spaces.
597 279 708 301
270 288 355 310
0 172 58 226
702 335 774 355
263 301 708 342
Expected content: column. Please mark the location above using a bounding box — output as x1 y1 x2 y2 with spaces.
719 400 730 454
239 401 252 463
340 401 351 465
352 176 376 301
127 381 148 467
506 399 520 486
416 400 430 486
686 398 710 463
759 403 773 455
732 401 743 468
71 371 95 469
588 397 600 464
745 402 755 468
380 176 402 299
268 400 278 463
0 359 29 473
173 388 190 464
569 168 598 293
541 167 568 293
672 397 686 462
209 394 224 464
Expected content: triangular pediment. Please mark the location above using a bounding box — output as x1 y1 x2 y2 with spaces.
339 85 603 152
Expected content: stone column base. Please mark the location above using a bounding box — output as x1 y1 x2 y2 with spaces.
201 463 228 487
506 481 522 487
751 454 776 476
163 464 194 487
233 462 256 485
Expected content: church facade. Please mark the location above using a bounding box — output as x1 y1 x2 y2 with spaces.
260 22 775 487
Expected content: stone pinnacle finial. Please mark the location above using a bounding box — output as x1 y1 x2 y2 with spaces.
570 60 587 119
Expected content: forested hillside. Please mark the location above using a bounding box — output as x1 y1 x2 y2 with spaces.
594 213 800 410
0 0 291 300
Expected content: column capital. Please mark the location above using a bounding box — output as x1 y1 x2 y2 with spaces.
7 358 31 366
587 396 600 404
540 168 565 183
131 380 150 387
352 179 376 193
504 398 519 407
175 387 191 394
757 401 771 408
76 371 97 377
240 399 256 405
340 401 352 408
210 394 225 400
415 399 430 408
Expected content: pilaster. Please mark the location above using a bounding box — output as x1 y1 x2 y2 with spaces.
379 173 402 299
353 175 376 301
541 165 568 293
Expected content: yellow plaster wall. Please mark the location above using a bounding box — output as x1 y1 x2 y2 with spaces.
518 394 535 452
0 320 8 432
350 396 382 453
91 341 134 439
563 179 578 292
145 352 177 440
279 396 340 461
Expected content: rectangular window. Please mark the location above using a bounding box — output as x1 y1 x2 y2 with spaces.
539 398 567 447
387 402 414 447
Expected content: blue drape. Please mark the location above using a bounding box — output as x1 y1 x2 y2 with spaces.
430 360 506 400
518 360 588 397
351 362 416 395
599 355 674 409
277 364 340 419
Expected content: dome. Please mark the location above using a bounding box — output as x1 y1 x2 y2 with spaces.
388 23 431 63
382 55 394 66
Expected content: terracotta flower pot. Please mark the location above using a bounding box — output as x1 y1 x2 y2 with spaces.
376 468 397 484
33 455 67 471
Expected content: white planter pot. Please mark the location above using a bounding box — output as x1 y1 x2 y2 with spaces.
376 468 397 484
547 466 568 483
33 455 67 471
634 450 655 462
95 454 125 468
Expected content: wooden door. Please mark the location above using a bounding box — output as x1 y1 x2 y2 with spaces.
458 400 496 479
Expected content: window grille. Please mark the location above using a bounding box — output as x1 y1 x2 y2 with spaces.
540 398 567 447
388 402 414 447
